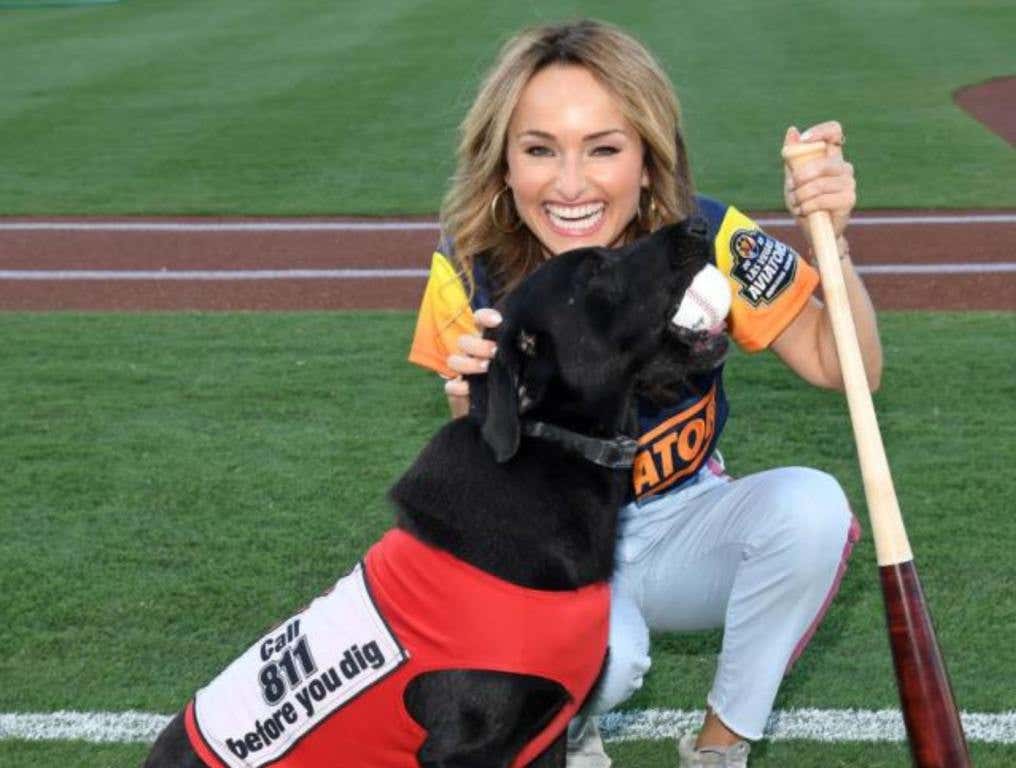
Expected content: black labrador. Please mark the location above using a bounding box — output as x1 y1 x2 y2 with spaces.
144 218 727 768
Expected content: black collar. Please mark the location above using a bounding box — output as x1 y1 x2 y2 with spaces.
521 420 638 469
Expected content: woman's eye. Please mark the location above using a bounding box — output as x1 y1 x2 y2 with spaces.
524 145 553 157
592 145 621 156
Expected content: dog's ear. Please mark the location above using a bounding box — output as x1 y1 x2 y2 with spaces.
648 216 711 269
481 328 522 463
479 322 550 462
675 216 711 261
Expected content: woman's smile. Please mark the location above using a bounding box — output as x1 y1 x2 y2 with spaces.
543 201 607 236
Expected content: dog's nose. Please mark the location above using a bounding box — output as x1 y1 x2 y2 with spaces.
671 264 731 335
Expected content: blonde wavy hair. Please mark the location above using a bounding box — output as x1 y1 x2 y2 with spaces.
441 19 695 297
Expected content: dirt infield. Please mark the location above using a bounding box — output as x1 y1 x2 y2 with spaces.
954 76 1016 146
1 212 1013 311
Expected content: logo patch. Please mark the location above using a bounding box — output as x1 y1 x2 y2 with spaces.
192 563 408 768
729 229 798 307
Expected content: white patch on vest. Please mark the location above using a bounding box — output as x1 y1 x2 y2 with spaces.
193 563 407 767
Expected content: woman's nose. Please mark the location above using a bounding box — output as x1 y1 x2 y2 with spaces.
554 155 588 201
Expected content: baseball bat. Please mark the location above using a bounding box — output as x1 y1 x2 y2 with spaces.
782 141 971 768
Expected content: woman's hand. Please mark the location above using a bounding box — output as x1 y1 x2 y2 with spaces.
783 121 856 245
444 308 502 413
774 121 882 393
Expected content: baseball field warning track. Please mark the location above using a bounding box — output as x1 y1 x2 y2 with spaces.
1 211 1013 311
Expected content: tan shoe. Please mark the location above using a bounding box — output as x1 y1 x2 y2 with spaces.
677 732 750 767
566 717 612 768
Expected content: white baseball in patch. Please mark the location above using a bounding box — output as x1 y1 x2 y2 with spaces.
671 264 731 332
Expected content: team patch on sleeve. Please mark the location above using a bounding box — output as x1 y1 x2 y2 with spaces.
191 563 408 768
713 206 819 352
729 229 797 306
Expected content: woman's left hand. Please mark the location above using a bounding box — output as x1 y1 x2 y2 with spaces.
783 121 856 243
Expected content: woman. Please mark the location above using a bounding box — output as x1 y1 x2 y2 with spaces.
408 19 879 768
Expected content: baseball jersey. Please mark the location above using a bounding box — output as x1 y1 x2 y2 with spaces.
184 528 609 768
408 196 819 502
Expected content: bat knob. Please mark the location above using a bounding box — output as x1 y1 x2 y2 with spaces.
782 140 827 171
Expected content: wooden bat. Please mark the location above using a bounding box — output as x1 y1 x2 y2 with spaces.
782 141 971 768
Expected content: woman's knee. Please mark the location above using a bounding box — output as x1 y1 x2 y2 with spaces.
753 467 856 572
593 639 652 714
591 595 652 714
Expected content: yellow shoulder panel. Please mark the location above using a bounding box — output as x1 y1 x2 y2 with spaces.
408 252 478 377
713 207 819 353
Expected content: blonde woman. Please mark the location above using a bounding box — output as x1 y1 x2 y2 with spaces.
409 19 878 768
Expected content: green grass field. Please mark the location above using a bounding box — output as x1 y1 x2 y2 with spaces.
1 0 1014 214
1 312 1014 766
2 1 1014 765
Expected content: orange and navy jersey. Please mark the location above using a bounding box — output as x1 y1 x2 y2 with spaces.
409 196 818 499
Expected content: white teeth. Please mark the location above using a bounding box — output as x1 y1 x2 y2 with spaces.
545 203 605 231
545 202 605 220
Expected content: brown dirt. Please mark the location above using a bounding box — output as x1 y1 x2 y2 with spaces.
0 213 1013 311
954 76 1016 146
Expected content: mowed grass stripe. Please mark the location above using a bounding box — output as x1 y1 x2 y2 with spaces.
4 738 1014 768
2 2 1014 213
2 708 1015 744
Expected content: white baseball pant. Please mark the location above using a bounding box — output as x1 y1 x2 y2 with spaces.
576 461 860 741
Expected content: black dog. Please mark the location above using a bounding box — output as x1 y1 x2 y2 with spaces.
144 219 727 768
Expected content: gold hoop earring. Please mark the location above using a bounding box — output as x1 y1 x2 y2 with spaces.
490 186 522 233
637 189 658 229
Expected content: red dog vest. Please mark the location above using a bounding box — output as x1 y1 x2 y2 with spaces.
186 529 609 767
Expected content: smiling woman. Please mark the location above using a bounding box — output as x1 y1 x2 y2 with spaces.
408 17 882 768
438 19 695 299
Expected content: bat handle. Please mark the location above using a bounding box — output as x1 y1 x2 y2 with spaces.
782 141 912 567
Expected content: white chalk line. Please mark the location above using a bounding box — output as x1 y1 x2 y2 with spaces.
0 221 442 232
0 268 429 280
1 264 1014 281
599 708 1016 745
1 708 1014 744
858 263 1016 275
0 213 1014 232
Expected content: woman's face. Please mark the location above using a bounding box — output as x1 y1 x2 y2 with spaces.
505 64 649 257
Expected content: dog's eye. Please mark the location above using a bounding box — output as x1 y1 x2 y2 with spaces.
517 330 537 357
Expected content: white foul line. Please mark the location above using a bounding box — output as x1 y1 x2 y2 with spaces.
0 711 169 744
1 264 1014 281
0 213 1013 232
0 221 443 232
599 708 1016 744
759 214 1016 227
857 263 1016 274
1 708 1014 744
0 269 430 280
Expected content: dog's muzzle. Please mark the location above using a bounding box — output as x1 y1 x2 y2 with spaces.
673 323 729 366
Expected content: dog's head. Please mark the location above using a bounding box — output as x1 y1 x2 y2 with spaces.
470 218 729 462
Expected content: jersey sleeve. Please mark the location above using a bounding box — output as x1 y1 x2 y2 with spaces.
712 206 819 352
408 250 478 378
